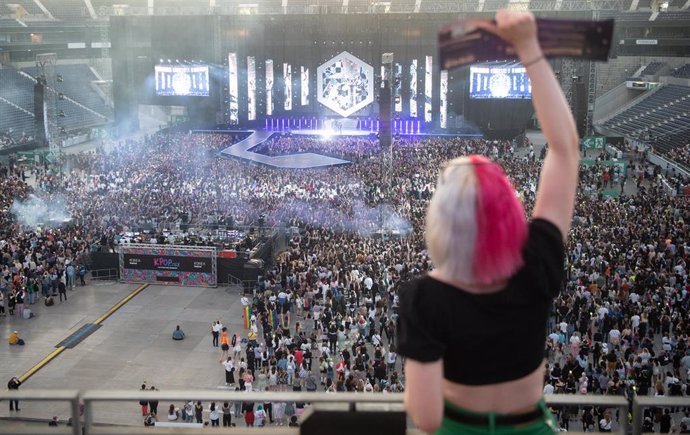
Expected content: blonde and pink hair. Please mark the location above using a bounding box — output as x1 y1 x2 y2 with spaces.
426 155 527 286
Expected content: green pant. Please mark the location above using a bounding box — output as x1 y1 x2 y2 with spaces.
436 399 558 435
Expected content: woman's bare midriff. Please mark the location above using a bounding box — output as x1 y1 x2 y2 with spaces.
442 364 545 414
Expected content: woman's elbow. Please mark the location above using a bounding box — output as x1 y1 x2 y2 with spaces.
410 412 442 434
406 397 443 434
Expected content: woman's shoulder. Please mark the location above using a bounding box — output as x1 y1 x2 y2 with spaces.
401 275 442 297
400 275 460 307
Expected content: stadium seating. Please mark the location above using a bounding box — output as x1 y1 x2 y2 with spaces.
2 0 44 15
91 0 148 7
317 0 344 13
0 19 24 27
0 100 35 141
22 64 111 119
639 62 666 76
0 69 35 112
40 0 90 20
672 64 690 78
264 0 285 14
0 66 109 137
599 85 690 152
285 0 314 14
347 0 372 13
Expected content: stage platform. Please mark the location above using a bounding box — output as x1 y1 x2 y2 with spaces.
217 130 352 169
290 128 371 137
210 128 483 169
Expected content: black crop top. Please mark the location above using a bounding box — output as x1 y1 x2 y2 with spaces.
397 218 564 385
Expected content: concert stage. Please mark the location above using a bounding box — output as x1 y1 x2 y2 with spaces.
218 130 352 169
212 126 483 169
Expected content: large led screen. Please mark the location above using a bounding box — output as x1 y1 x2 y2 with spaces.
266 59 274 116
301 66 309 106
284 63 292 111
317 51 374 118
440 70 448 129
409 59 418 118
155 65 209 96
228 53 239 123
424 56 432 122
247 56 256 120
470 63 531 99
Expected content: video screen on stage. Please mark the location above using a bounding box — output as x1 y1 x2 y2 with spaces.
469 63 531 99
155 65 210 97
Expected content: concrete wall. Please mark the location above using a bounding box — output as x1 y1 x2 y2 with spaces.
595 56 690 97
593 83 647 123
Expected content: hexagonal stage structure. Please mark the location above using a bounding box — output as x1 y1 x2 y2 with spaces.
317 51 374 117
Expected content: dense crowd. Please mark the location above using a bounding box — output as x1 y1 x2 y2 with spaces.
667 144 690 169
252 134 382 161
0 129 688 430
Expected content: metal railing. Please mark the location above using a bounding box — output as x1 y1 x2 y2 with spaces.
0 390 81 435
225 274 257 294
634 396 690 435
0 390 648 435
88 268 119 281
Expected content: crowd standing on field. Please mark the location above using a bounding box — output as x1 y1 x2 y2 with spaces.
1 130 688 430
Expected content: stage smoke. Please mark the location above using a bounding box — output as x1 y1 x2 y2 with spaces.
11 193 72 229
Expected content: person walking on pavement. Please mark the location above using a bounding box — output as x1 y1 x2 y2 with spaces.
8 377 21 411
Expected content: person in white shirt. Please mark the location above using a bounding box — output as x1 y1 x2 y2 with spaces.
312 303 322 329
364 276 373 292
548 331 560 346
211 320 223 348
278 290 288 307
209 402 220 426
543 382 555 395
599 414 612 432
167 404 179 421
221 357 235 386
372 333 382 347
387 349 397 371
255 404 266 427
630 314 640 334
666 372 680 386
597 305 609 320
608 328 621 345
559 321 568 334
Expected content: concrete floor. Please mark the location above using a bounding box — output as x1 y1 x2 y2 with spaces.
0 282 247 426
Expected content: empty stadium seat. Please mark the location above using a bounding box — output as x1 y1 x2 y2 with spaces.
22 64 111 120
600 85 690 152
2 0 44 16
672 64 690 78
639 62 666 76
40 0 90 20
0 99 35 141
0 66 109 136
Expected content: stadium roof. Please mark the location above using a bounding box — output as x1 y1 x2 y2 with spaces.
2 0 689 20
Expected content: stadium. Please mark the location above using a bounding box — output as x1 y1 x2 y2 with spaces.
0 0 688 434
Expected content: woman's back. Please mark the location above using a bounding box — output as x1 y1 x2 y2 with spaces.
398 10 580 434
399 219 563 390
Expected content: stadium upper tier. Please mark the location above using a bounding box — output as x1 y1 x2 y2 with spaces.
3 0 688 18
0 65 110 140
0 99 35 141
597 84 690 154
22 64 111 119
638 62 667 76
672 64 690 79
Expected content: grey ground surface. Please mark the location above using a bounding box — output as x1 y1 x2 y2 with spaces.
1 282 246 425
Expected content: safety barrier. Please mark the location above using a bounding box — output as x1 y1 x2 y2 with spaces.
89 268 119 281
0 390 654 435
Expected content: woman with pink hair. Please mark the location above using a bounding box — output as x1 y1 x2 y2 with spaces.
398 9 580 435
